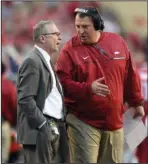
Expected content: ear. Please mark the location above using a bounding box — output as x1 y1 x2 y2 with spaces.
39 35 45 44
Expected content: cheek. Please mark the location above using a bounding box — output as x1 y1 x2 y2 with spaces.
89 31 95 38
76 30 79 35
51 40 57 49
54 40 57 46
50 40 55 47
86 33 92 40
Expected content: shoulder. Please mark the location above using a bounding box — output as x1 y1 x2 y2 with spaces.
103 32 129 49
2 78 15 89
103 32 123 41
109 32 127 46
19 48 41 71
62 35 80 51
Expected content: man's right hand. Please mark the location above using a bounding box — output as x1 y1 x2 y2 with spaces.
91 77 110 97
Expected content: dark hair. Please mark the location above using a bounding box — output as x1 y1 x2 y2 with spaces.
74 7 105 31
1 62 6 75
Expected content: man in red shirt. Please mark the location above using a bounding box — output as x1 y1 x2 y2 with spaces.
2 62 17 162
2 62 17 126
56 7 144 163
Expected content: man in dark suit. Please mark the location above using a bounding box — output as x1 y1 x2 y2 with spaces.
17 20 68 163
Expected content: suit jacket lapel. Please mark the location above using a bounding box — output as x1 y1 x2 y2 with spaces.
33 47 66 119
33 47 50 72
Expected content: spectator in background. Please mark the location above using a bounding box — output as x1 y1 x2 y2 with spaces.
56 7 144 163
136 58 148 163
2 62 17 127
123 32 148 163
2 62 17 162
2 116 11 163
126 32 148 164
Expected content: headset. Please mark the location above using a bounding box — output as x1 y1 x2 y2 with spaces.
74 7 105 31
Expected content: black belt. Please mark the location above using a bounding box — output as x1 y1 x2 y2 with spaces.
44 115 64 123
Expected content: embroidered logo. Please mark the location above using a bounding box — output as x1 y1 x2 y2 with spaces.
114 51 120 55
83 56 89 60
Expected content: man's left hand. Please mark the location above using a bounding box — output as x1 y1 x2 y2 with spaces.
133 105 145 119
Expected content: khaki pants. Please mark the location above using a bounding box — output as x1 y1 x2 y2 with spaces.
66 114 124 163
2 121 11 163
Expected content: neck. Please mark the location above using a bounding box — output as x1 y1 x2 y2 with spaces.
35 43 51 55
93 31 101 44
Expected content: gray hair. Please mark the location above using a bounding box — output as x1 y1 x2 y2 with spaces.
33 20 54 42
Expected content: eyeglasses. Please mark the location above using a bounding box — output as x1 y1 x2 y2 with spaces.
41 32 60 37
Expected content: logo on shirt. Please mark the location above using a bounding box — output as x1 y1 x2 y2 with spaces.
112 57 125 60
83 56 89 60
114 51 120 55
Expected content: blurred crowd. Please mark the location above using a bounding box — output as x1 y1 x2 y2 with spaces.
1 1 147 163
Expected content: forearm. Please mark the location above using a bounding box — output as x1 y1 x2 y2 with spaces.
61 78 92 101
124 54 144 106
125 72 144 107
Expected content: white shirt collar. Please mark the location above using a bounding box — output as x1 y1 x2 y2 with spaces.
34 44 51 63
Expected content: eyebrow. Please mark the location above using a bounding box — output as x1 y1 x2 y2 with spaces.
42 32 60 35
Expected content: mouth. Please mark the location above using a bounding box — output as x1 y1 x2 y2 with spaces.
80 35 87 41
56 42 60 46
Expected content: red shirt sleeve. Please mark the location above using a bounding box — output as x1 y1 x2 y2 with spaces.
56 48 92 101
122 38 144 107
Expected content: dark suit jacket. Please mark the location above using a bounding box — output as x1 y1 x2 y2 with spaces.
17 47 54 145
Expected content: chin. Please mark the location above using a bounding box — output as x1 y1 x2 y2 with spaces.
52 47 59 52
82 41 90 45
80 39 90 44
56 48 59 52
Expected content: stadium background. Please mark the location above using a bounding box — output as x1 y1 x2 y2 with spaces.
1 1 147 163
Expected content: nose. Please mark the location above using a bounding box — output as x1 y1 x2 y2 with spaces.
78 27 85 34
58 35 62 41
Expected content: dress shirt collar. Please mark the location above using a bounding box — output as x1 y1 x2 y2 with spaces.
34 44 51 63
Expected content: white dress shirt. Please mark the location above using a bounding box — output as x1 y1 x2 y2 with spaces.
35 45 63 122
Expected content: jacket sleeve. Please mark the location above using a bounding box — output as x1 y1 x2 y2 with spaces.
17 58 46 129
56 49 92 101
122 39 144 107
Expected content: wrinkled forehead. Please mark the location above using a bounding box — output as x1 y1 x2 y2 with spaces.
75 14 93 25
45 23 60 33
